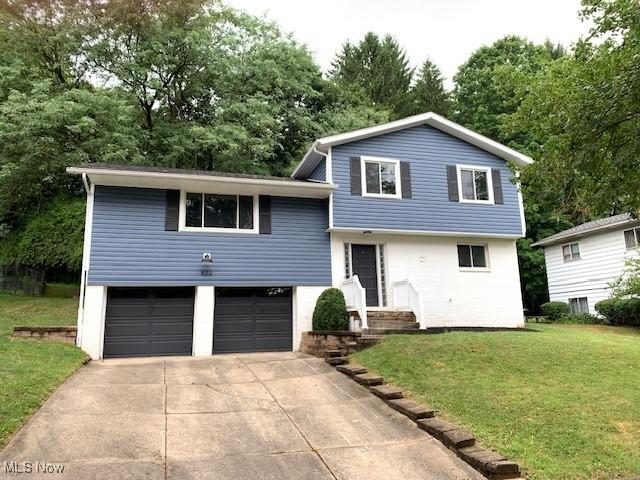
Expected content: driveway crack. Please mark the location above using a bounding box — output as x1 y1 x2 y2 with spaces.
163 358 168 480
239 358 339 480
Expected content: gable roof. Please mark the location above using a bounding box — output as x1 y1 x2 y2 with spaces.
532 213 638 247
292 112 534 179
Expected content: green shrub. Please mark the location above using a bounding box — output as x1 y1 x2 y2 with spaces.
312 288 349 331
595 299 617 320
558 313 601 324
540 301 569 321
595 297 640 326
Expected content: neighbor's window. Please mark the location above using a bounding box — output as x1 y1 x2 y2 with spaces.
363 158 399 197
624 228 640 249
562 242 580 262
459 166 490 202
458 244 488 269
569 297 589 314
185 193 254 230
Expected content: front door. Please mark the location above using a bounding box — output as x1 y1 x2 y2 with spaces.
351 244 379 306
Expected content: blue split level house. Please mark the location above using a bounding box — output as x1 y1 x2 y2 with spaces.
69 112 532 359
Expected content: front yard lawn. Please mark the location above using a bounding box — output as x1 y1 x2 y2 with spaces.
352 324 640 480
0 292 86 449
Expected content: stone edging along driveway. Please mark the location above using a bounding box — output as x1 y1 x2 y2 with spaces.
326 352 524 480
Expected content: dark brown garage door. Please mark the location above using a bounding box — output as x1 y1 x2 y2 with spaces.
214 287 292 354
104 287 194 358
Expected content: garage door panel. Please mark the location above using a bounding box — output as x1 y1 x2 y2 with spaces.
150 338 193 355
214 287 292 354
254 335 291 351
152 321 193 336
106 304 150 317
215 303 253 315
214 320 253 334
151 305 193 317
254 304 291 315
105 322 149 337
104 287 194 358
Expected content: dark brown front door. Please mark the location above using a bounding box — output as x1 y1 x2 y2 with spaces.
351 244 379 306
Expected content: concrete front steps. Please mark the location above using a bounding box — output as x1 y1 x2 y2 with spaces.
350 310 419 334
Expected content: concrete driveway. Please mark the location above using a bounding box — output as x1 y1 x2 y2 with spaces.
1 352 484 479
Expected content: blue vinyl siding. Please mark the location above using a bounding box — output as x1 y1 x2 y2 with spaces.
331 125 523 235
88 186 331 286
308 159 326 181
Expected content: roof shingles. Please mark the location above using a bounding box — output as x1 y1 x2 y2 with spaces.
532 213 636 247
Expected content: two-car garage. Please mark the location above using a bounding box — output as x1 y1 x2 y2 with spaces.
102 286 293 358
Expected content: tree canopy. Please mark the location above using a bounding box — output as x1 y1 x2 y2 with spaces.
1 0 639 317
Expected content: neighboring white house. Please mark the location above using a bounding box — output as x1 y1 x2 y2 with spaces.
533 214 640 314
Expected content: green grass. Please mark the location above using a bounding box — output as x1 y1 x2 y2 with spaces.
0 292 86 448
43 282 80 298
352 324 640 480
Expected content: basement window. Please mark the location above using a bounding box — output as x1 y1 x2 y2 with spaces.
569 297 589 314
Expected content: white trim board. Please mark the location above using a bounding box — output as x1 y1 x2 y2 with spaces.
293 112 533 179
327 226 523 239
67 167 335 199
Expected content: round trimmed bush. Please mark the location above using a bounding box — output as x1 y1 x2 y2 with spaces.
540 301 569 321
312 288 349 331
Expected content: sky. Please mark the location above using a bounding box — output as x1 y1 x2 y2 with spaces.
227 0 590 88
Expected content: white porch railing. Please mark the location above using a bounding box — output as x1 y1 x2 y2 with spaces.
341 275 368 330
392 279 424 328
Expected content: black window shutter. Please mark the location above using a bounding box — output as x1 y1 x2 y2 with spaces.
259 195 272 234
164 190 180 231
350 157 361 196
447 165 459 202
492 169 504 204
400 161 412 199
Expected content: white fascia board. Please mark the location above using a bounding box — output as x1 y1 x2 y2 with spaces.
292 112 533 178
327 226 523 240
67 167 335 199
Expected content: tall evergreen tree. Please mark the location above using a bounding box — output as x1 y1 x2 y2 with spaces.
403 59 451 117
330 32 413 118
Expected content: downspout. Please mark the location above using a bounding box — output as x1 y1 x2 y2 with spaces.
76 174 93 348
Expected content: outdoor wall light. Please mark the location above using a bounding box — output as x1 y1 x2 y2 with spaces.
201 252 213 263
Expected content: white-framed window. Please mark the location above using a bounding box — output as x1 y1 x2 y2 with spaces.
569 297 589 314
624 227 640 250
361 156 401 198
562 242 580 262
457 165 493 204
180 191 258 233
457 244 489 269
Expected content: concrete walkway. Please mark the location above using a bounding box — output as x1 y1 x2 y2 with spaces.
1 352 484 479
